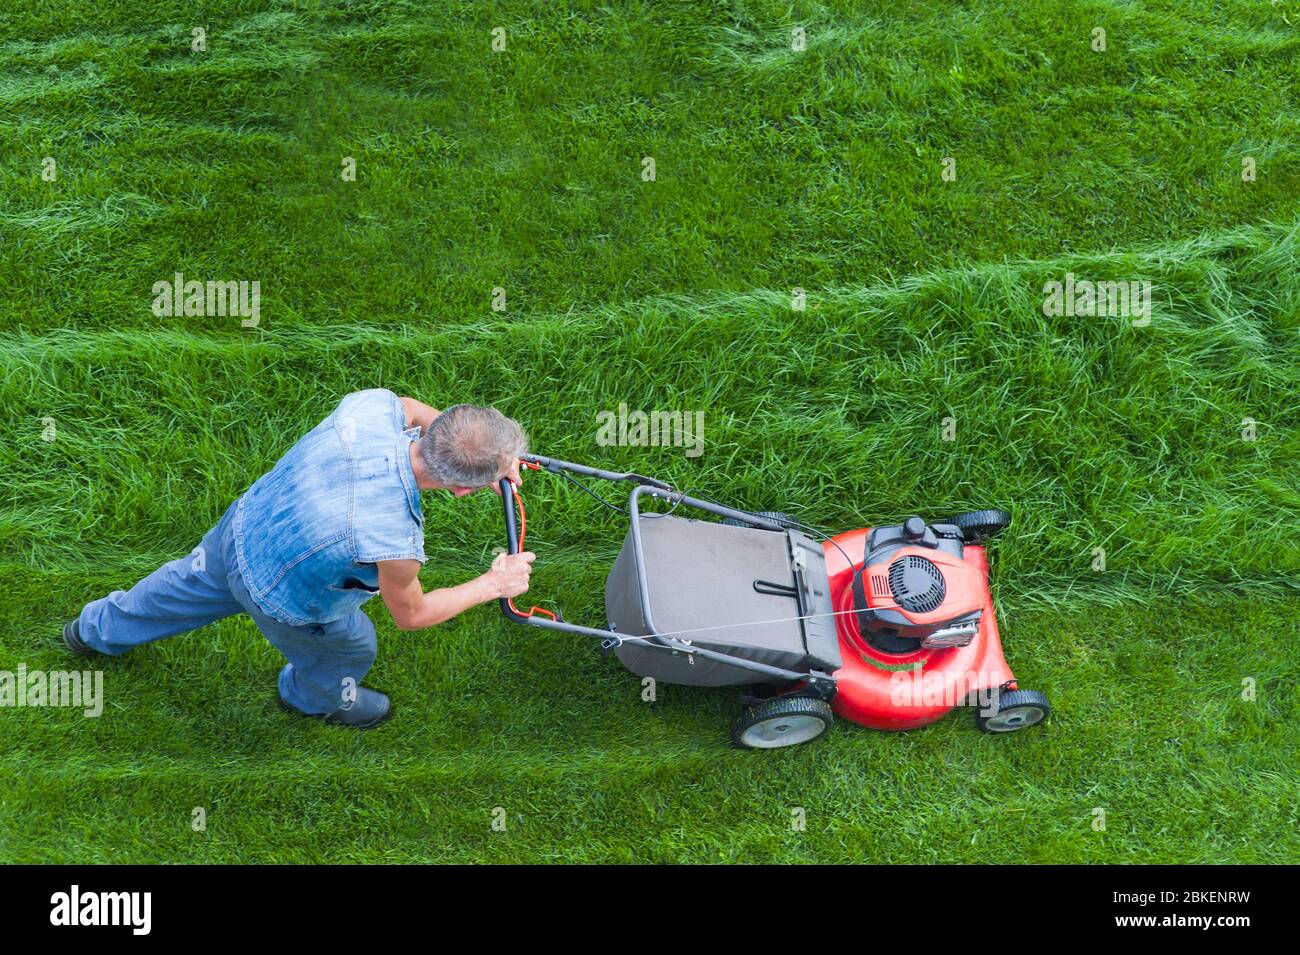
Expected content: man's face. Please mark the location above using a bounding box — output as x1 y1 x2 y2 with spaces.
451 459 522 498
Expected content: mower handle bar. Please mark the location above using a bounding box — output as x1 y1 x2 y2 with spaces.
514 453 786 531
519 452 674 490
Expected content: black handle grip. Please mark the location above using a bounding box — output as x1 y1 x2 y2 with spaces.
497 477 526 621
499 477 519 555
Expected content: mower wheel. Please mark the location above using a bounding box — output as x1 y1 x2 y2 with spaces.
722 510 797 531
952 509 1012 543
732 697 833 749
976 689 1050 733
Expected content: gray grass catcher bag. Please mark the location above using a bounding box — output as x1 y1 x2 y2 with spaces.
605 515 842 686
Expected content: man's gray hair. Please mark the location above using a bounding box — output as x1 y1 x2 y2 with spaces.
418 404 529 487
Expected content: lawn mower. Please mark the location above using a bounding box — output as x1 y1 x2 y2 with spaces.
498 454 1050 749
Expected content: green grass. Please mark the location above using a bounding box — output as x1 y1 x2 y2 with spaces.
1 0 1298 863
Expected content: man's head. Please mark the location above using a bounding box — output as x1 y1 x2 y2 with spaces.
417 404 528 496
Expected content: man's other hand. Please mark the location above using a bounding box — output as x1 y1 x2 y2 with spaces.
490 459 524 497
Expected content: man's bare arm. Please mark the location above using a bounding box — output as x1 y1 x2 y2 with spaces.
377 553 535 631
400 396 440 432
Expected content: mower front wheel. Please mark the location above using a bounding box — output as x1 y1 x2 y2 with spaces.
976 689 1050 733
732 697 833 749
952 509 1011 543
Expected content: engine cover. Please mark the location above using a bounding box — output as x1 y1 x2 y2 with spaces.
852 518 985 653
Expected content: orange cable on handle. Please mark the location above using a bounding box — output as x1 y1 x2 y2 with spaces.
505 480 557 621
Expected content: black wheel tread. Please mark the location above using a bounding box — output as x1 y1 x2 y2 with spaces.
731 696 833 748
721 510 797 529
952 508 1011 542
976 688 1050 732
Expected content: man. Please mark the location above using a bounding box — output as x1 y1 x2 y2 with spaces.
61 389 537 729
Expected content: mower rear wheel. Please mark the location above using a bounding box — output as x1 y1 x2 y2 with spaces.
722 510 797 531
732 697 833 749
952 509 1012 543
976 689 1050 733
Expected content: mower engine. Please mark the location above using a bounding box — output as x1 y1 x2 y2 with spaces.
851 516 986 653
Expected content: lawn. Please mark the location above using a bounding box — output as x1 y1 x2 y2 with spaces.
1 0 1297 862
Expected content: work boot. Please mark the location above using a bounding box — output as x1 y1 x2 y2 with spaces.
62 618 96 658
277 687 392 729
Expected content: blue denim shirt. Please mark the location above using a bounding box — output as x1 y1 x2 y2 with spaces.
234 389 426 625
